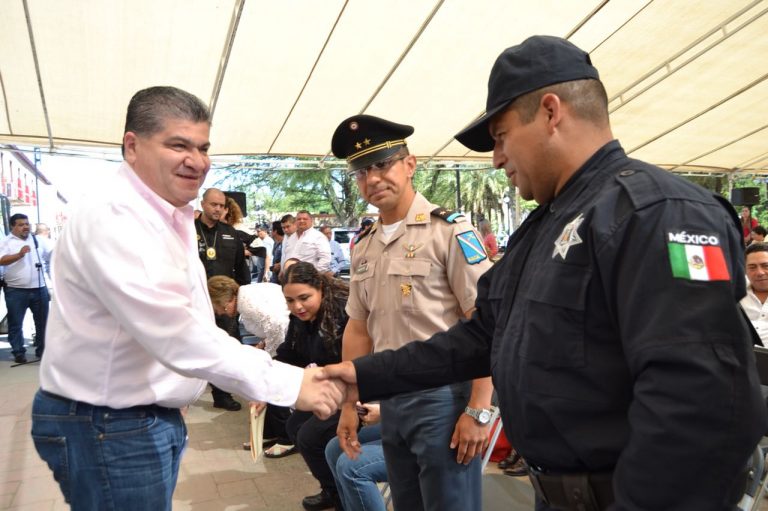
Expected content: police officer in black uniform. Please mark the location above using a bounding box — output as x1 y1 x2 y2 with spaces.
323 35 768 510
196 187 251 411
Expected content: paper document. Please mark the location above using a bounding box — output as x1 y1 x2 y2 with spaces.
249 403 265 461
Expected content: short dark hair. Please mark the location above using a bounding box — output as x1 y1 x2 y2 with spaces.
296 210 312 218
271 220 284 236
752 225 767 236
746 242 768 257
9 213 28 227
122 86 210 156
511 79 609 126
280 214 295 224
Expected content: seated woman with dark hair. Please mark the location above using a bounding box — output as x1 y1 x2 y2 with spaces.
274 262 348 511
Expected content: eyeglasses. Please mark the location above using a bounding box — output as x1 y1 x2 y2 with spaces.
347 155 407 180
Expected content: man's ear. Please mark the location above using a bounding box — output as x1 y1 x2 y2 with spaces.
540 93 563 134
404 154 417 179
123 132 138 164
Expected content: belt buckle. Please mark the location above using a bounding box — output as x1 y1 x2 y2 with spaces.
527 465 549 505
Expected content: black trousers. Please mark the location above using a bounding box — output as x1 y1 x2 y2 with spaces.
264 404 291 444
287 410 341 492
211 313 241 403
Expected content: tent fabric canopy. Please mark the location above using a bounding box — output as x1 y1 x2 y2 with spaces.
1 0 767 174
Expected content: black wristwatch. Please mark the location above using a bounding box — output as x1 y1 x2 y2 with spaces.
464 406 493 425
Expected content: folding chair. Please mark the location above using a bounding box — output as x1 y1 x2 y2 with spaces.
481 406 503 472
737 345 768 511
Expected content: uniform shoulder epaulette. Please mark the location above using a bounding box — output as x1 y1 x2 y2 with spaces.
431 207 464 223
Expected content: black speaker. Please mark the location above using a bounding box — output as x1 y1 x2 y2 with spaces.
731 187 761 206
224 191 247 217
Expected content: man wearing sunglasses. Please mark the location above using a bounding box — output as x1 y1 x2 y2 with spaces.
330 115 493 511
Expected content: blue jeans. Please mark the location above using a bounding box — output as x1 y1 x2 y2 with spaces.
380 383 481 511
31 389 187 510
5 286 49 357
325 424 387 511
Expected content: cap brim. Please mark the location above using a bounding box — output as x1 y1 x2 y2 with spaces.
454 101 512 153
348 145 404 172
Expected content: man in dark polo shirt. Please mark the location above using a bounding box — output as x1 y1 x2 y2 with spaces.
195 187 251 410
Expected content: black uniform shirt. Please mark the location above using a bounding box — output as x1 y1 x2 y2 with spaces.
195 219 250 285
355 141 768 508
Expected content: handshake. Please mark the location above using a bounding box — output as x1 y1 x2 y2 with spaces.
296 362 359 420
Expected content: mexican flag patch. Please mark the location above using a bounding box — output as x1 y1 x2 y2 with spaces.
667 232 730 281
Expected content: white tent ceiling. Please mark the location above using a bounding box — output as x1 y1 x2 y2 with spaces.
1 0 767 174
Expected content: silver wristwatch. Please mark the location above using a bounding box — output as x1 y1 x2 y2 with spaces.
464 406 493 425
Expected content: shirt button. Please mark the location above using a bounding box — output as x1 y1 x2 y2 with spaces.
619 170 635 177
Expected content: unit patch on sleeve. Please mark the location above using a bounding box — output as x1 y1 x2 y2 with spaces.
456 231 488 265
666 231 730 281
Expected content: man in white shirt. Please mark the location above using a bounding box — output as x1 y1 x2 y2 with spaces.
274 214 296 280
30 86 344 511
741 242 768 344
252 224 274 282
0 213 51 363
282 210 331 272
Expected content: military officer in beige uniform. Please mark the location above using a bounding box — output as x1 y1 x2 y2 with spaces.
331 114 493 511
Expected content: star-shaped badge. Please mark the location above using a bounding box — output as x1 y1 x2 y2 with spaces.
363 138 371 146
552 213 584 260
355 142 362 149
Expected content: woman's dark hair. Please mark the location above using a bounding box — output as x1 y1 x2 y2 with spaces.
282 262 348 354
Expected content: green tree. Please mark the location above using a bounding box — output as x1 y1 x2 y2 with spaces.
215 156 367 226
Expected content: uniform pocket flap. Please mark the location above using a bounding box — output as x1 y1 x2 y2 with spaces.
526 264 591 311
387 258 431 277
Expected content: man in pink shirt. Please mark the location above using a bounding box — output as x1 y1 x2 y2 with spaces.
31 86 344 511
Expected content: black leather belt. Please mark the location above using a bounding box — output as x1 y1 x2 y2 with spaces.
39 389 173 413
528 467 614 511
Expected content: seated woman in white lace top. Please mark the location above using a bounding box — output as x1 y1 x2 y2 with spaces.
207 277 289 357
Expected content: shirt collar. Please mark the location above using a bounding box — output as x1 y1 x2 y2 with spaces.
404 192 433 225
549 140 624 212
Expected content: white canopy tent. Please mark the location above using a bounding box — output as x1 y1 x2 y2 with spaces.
1 0 767 174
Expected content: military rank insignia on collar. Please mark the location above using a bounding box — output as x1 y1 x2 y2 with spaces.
666 231 730 281
456 231 487 265
553 213 584 260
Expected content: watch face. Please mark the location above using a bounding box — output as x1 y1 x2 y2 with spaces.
479 410 491 423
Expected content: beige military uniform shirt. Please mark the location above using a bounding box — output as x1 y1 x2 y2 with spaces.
347 192 492 352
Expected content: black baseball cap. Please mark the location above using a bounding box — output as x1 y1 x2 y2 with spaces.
455 35 600 153
331 115 414 171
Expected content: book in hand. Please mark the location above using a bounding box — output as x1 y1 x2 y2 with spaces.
249 402 266 461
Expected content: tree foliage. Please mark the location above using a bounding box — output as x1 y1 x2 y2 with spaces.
215 157 366 226
215 156 536 230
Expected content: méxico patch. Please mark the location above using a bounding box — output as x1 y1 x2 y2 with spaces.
667 231 729 281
